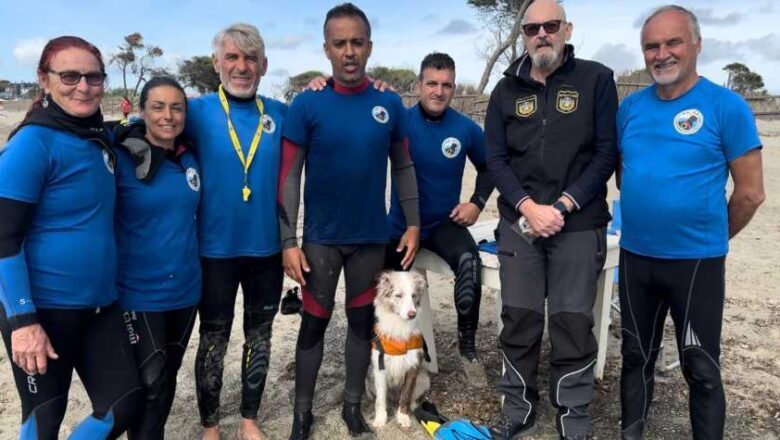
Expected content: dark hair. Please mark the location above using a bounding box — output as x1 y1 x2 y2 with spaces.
324 3 371 39
26 36 105 118
419 52 456 79
138 76 187 111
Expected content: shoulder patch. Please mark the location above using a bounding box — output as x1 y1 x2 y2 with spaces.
515 96 537 118
186 167 201 192
556 90 579 114
372 106 389 124
102 149 115 175
262 114 276 134
441 137 462 159
674 109 704 135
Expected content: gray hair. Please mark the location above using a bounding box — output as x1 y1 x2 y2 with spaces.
642 5 701 43
212 23 265 58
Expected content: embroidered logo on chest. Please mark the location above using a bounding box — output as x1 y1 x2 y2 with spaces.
674 109 704 135
262 115 276 134
556 90 579 114
441 137 462 159
515 96 537 117
372 106 389 124
186 168 201 192
102 149 115 175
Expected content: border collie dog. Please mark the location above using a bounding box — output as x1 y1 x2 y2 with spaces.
370 270 431 429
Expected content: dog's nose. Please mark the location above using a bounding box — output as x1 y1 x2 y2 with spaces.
407 310 417 319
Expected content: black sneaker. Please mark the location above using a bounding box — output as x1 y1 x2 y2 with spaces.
341 401 373 437
288 409 313 440
490 413 537 440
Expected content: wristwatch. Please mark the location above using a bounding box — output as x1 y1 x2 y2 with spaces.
552 200 569 216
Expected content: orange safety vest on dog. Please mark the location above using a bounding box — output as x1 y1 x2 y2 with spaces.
372 326 428 370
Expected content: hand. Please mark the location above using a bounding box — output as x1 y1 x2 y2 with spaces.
450 202 481 226
396 226 421 270
369 78 394 92
11 324 58 375
518 200 564 238
304 76 329 92
282 247 310 286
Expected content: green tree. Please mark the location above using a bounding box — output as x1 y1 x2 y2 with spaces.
283 70 326 102
0 79 11 93
724 62 765 96
109 33 165 98
178 56 221 94
367 66 417 93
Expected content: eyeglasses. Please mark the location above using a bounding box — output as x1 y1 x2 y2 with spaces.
47 69 106 86
522 20 563 37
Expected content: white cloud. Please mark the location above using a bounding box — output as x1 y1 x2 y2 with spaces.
591 43 641 75
269 68 289 77
13 38 47 66
267 34 310 50
437 19 478 36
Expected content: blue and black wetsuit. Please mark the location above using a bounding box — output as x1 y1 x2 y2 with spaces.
0 101 141 440
113 122 201 439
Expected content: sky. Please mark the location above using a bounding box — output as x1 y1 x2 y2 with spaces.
1 0 779 98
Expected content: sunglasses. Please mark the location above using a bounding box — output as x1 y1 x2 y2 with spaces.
522 20 564 37
48 69 106 86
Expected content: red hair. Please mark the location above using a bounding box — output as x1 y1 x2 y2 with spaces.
26 36 106 118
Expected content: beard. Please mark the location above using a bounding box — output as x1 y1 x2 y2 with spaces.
531 45 560 70
220 71 258 98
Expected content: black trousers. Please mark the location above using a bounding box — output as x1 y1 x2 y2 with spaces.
0 303 142 440
194 254 283 427
619 249 726 439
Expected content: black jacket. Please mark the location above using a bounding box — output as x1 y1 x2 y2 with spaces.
484 45 617 231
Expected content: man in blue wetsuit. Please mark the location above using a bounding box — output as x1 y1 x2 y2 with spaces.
617 6 765 439
185 23 287 440
385 52 493 386
278 3 420 439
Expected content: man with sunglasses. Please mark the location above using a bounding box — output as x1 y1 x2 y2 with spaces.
484 0 617 438
617 6 764 439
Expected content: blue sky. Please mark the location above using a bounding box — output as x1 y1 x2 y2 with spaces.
2 0 779 97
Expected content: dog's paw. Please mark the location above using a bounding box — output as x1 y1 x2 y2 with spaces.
395 411 412 428
372 414 387 429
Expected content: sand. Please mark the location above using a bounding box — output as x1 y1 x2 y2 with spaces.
0 103 778 439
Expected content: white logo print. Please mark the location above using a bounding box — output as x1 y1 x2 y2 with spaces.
674 109 704 135
262 115 276 134
441 137 462 159
186 168 201 192
372 106 389 124
102 150 115 174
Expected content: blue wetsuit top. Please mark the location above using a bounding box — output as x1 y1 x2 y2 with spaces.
114 143 201 312
618 77 761 259
284 82 408 244
185 93 287 258
388 104 487 240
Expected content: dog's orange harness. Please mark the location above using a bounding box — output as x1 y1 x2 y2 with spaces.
371 326 429 370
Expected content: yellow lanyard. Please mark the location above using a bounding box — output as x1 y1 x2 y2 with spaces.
217 84 265 202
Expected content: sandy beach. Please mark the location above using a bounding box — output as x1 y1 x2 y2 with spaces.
0 102 778 439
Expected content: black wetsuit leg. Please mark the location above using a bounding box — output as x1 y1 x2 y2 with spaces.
126 306 197 440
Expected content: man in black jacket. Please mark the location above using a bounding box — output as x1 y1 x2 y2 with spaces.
484 0 617 438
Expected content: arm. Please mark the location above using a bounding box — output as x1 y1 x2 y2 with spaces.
0 198 58 375
278 138 310 285
452 125 494 226
728 149 765 238
560 70 618 210
389 137 420 269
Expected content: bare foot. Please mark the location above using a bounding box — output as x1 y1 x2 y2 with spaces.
238 418 268 440
201 426 220 440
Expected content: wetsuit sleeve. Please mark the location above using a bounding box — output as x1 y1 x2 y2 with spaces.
0 198 37 330
389 138 420 228
278 138 306 249
484 82 530 211
561 70 618 210
466 122 494 210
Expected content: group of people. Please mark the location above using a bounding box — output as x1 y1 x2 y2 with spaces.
0 2 764 440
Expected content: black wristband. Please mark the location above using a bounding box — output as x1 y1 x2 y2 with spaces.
552 200 569 216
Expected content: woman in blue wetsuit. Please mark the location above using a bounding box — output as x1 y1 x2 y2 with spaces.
0 36 142 439
113 77 201 440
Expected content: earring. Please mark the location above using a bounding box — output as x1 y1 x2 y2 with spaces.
42 95 49 109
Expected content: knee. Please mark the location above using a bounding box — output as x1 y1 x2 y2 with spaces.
297 313 331 350
138 352 168 398
500 306 544 347
244 311 275 341
548 312 597 359
681 349 722 392
621 336 646 368
346 306 374 341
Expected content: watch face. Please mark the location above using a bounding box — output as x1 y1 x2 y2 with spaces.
553 201 568 215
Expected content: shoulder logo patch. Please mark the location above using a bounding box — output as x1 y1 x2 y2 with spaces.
372 106 389 124
262 115 276 134
556 90 579 114
441 137 462 159
515 96 537 118
674 109 704 135
102 149 115 174
186 167 201 192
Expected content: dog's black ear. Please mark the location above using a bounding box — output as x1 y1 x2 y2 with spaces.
375 270 394 297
